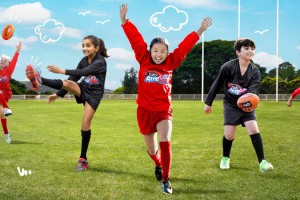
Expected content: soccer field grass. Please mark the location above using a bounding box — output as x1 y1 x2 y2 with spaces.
1 100 299 199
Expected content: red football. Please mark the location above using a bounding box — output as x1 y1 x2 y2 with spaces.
237 93 260 110
2 24 15 40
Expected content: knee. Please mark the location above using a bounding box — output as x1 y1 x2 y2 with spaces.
81 121 91 131
224 134 235 141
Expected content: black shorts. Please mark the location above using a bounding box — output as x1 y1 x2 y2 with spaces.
223 106 256 127
75 84 101 111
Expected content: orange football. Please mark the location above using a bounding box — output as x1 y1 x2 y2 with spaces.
237 93 260 110
2 24 15 40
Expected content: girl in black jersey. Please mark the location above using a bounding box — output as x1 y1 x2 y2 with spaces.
204 38 273 172
26 35 109 171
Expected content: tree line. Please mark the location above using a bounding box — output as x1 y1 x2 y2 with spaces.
10 79 53 95
115 39 300 94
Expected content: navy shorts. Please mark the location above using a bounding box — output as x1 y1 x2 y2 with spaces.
223 106 256 127
75 83 101 111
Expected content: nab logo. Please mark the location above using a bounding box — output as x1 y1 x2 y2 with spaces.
239 101 252 108
17 167 32 176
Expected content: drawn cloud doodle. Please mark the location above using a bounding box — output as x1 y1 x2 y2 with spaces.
150 6 188 32
35 19 65 43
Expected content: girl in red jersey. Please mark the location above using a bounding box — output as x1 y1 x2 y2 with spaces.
119 4 212 194
0 42 22 143
287 87 300 107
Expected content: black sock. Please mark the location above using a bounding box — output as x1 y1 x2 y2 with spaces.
250 133 265 163
80 130 91 160
223 135 233 158
41 77 63 90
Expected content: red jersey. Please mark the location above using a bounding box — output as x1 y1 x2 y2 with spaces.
292 88 300 98
122 19 199 111
0 52 19 96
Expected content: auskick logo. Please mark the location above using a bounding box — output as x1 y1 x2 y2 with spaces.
228 83 247 95
238 101 252 108
0 76 8 82
84 75 99 84
144 70 170 84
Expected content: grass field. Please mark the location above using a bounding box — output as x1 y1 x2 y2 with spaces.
0 100 299 199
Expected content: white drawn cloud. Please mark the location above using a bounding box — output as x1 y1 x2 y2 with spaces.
115 63 132 69
35 19 65 43
253 52 284 68
107 48 135 62
161 0 235 10
0 36 38 50
150 6 188 32
0 2 51 24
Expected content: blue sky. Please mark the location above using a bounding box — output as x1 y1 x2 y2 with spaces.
0 0 299 90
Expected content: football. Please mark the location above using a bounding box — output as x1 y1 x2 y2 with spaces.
2 24 15 40
237 93 260 109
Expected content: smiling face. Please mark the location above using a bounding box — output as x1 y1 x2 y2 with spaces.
150 43 169 65
82 39 99 57
0 57 9 69
237 46 255 61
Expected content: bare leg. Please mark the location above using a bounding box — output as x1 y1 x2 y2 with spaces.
61 79 81 98
143 132 158 155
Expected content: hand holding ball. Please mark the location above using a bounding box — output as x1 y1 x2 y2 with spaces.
2 24 15 40
237 93 260 111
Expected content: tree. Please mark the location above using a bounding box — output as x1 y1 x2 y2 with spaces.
268 68 276 78
113 86 125 94
253 63 267 81
260 76 287 94
25 89 38 95
10 78 26 94
278 62 295 82
122 67 138 94
172 40 237 94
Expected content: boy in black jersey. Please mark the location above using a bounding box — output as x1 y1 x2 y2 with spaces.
204 38 273 172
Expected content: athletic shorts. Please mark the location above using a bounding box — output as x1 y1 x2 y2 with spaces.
0 90 11 102
75 84 101 111
223 106 256 127
137 106 173 135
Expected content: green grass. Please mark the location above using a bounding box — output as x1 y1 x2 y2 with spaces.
0 100 299 199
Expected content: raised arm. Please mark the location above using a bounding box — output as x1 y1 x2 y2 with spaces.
7 42 22 75
167 17 212 70
120 4 148 64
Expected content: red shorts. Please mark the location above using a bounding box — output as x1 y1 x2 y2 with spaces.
0 90 11 102
137 106 173 135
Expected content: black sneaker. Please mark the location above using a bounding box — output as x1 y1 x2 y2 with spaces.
161 180 172 194
155 166 162 181
75 158 89 171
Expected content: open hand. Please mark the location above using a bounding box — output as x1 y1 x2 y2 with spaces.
242 106 256 112
16 42 22 53
201 17 212 31
47 94 59 104
47 65 62 74
119 4 128 25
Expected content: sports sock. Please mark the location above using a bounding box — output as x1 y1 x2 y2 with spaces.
250 133 265 163
41 77 63 90
160 141 171 181
223 135 233 158
80 130 91 160
148 150 161 167
0 93 9 109
1 118 8 134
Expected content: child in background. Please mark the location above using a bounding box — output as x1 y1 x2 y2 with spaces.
0 42 22 143
120 4 211 194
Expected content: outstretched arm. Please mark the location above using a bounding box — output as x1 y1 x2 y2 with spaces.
7 42 22 75
119 4 128 25
196 17 212 37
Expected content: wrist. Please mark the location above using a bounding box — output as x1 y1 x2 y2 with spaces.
60 69 66 74
121 18 127 25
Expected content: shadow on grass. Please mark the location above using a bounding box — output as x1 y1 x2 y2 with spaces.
10 141 43 145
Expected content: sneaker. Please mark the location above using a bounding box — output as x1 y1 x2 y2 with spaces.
26 64 42 90
220 157 230 169
5 130 11 144
155 166 162 181
3 108 12 116
75 158 89 171
259 160 273 172
161 180 172 194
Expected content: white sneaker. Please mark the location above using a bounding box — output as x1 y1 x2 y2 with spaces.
4 108 12 116
5 131 11 144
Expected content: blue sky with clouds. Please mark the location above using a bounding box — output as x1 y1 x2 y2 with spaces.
0 0 299 90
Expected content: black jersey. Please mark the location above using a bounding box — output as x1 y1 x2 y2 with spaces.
56 53 107 100
205 59 260 109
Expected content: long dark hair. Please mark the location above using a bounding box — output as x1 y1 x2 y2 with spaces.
83 35 110 58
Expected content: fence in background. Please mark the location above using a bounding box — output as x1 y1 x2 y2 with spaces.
10 94 299 101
